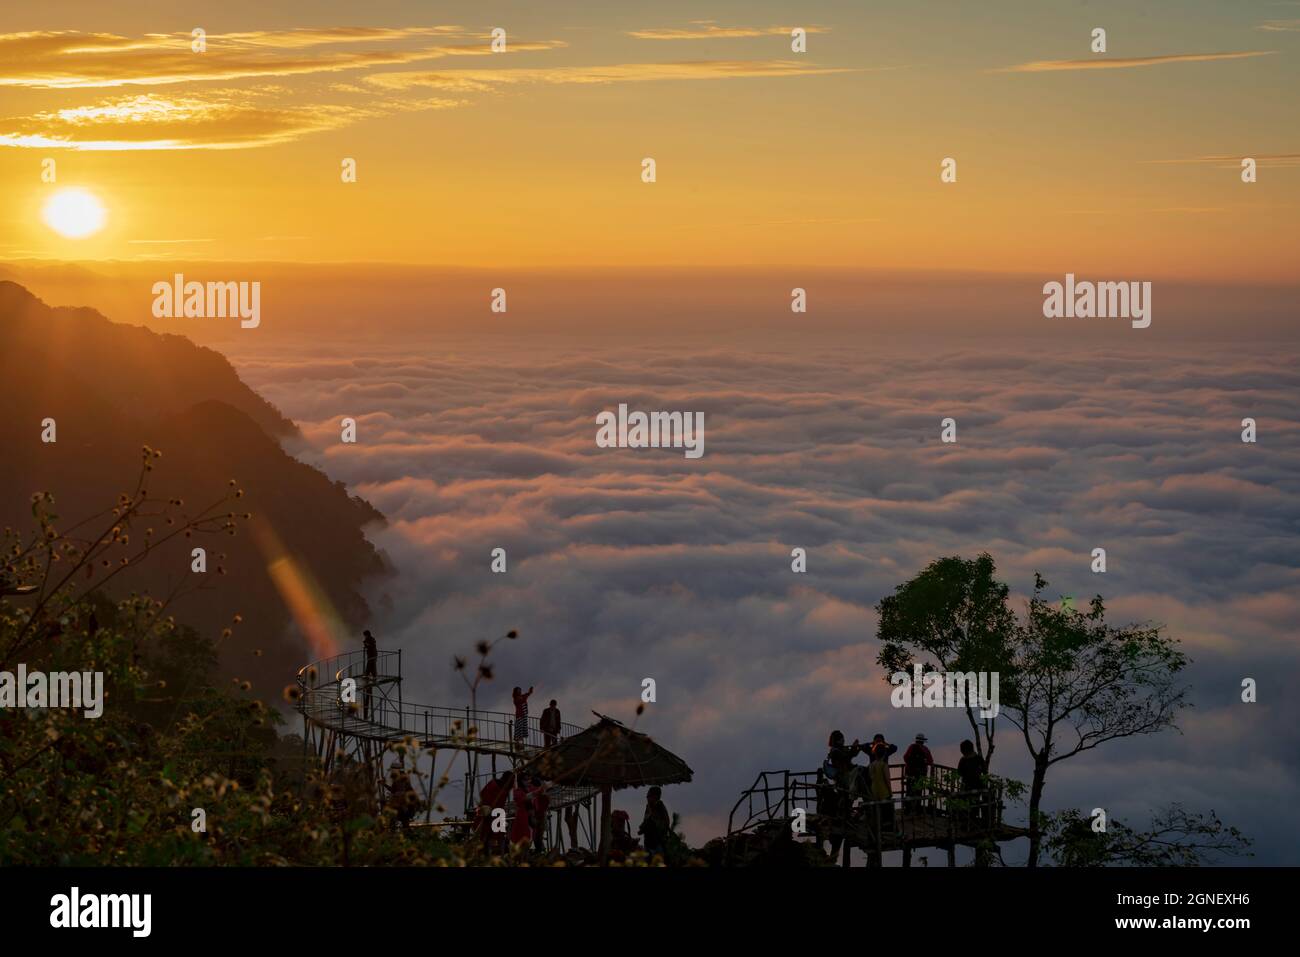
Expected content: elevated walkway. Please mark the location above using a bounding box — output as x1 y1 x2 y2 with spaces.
295 648 601 840
297 648 585 756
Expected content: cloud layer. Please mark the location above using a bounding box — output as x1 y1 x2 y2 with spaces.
226 336 1300 860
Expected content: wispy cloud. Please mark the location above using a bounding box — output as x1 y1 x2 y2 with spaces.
1145 152 1300 169
628 22 827 41
0 29 565 89
0 26 855 151
1059 207 1233 216
996 51 1276 73
0 90 463 150
1257 19 1300 31
0 55 852 150
364 59 857 93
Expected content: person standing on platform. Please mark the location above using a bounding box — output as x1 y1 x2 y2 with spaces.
540 699 562 747
362 629 377 720
868 734 898 833
903 733 934 808
512 685 534 750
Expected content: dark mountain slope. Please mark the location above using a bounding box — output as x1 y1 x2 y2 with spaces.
0 282 387 687
0 281 295 439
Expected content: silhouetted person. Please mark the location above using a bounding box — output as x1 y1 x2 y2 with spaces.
510 779 533 850
606 809 631 857
388 759 416 829
528 775 551 853
958 739 987 825
820 729 862 857
639 786 672 861
824 729 863 787
868 734 898 833
903 733 934 807
362 629 377 720
540 699 562 747
512 685 533 749
476 771 514 855
564 804 580 850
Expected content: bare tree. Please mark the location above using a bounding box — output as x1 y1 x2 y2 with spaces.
1004 574 1190 867
1045 804 1251 866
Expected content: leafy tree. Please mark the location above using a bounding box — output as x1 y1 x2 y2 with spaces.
875 553 1016 768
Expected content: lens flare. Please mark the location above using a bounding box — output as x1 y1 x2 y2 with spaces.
252 521 345 659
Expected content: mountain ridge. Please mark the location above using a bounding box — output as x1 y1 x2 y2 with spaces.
0 281 388 686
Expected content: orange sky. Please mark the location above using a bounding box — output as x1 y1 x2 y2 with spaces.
1 1 1297 279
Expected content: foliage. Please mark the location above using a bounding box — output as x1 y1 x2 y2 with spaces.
1044 805 1252 866
0 460 455 865
875 553 1016 767
875 558 1217 868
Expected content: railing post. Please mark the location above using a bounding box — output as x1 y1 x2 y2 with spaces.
947 811 957 867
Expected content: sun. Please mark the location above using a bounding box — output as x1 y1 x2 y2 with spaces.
42 187 107 239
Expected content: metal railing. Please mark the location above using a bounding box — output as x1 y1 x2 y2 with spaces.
462 768 594 816
296 648 584 753
727 762 1005 842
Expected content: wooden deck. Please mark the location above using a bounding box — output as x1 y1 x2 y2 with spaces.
727 766 1029 866
819 806 1028 855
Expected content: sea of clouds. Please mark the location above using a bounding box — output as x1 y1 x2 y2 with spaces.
228 335 1300 862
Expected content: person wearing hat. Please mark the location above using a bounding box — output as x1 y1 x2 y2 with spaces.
903 733 935 810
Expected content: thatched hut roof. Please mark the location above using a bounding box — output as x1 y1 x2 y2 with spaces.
522 712 692 790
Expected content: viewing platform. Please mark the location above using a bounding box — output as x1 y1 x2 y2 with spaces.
726 764 1028 866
